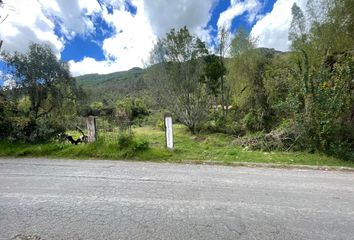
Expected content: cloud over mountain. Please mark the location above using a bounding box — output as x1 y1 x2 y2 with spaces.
0 0 307 76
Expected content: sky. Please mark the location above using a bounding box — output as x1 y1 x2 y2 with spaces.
0 0 307 77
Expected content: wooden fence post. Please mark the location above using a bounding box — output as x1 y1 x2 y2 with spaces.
86 116 97 143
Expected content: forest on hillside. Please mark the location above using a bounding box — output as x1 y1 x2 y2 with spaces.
0 0 353 160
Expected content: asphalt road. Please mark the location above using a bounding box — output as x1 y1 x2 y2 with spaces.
0 158 354 240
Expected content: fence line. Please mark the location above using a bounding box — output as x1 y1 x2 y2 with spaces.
95 117 132 143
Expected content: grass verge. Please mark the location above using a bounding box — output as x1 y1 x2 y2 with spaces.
0 124 353 169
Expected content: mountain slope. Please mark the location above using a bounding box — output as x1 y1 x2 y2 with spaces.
75 48 286 104
76 67 147 103
76 67 144 87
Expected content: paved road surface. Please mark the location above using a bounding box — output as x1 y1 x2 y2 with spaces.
0 158 354 240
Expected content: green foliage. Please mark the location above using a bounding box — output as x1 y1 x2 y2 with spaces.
230 26 255 56
80 100 114 117
76 67 146 104
131 98 149 120
1 125 352 168
242 111 261 133
17 96 31 113
286 0 354 159
115 97 149 125
149 26 210 133
117 133 150 157
289 3 307 46
235 119 304 152
2 19 347 161
133 138 150 152
117 133 134 149
1 43 79 142
201 54 227 97
227 28 275 133
90 101 104 111
0 93 15 138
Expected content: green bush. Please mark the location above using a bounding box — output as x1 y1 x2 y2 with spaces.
133 138 150 151
116 98 149 124
117 133 134 149
242 111 263 133
156 119 165 131
117 133 150 157
233 119 300 152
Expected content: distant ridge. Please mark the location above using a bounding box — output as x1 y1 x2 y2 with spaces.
75 48 285 103
75 67 146 103
76 67 144 87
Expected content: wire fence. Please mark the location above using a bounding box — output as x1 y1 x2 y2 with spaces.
96 118 132 143
65 116 132 144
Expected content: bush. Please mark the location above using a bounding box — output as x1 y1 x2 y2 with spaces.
242 111 265 133
117 133 150 157
116 98 149 125
117 133 134 149
156 119 165 131
328 142 354 161
202 119 244 136
133 138 150 151
233 119 304 152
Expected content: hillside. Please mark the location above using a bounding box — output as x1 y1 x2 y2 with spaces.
75 48 286 104
76 67 147 103
76 67 144 87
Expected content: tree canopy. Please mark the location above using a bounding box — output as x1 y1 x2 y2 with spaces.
1 43 79 142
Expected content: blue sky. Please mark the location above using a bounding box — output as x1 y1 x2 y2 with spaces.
0 0 306 77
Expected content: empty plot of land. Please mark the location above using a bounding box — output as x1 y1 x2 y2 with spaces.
0 158 353 240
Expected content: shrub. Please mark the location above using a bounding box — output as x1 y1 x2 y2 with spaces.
242 111 263 133
117 133 150 157
116 98 149 124
156 119 165 131
233 119 304 152
133 138 150 151
117 133 134 149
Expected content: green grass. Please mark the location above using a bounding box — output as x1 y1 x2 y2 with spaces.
1 124 353 169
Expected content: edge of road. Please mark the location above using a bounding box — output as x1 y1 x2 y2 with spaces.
1 157 354 172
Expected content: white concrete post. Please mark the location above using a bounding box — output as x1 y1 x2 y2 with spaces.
164 113 173 150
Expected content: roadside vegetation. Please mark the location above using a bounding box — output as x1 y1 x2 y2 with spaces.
0 124 353 168
0 0 353 166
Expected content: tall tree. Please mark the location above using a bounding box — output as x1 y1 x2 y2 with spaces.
288 0 354 156
217 26 230 116
201 54 226 98
2 43 78 142
149 27 209 133
228 27 273 132
289 3 307 46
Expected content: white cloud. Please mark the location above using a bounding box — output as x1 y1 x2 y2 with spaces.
217 0 262 30
70 0 157 76
40 0 101 39
2 0 219 76
0 0 63 55
3 0 295 76
143 0 215 38
250 0 307 51
70 0 217 76
0 0 102 56
69 57 116 76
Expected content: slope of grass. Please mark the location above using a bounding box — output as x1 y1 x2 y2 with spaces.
75 67 146 103
76 67 144 87
1 124 353 168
